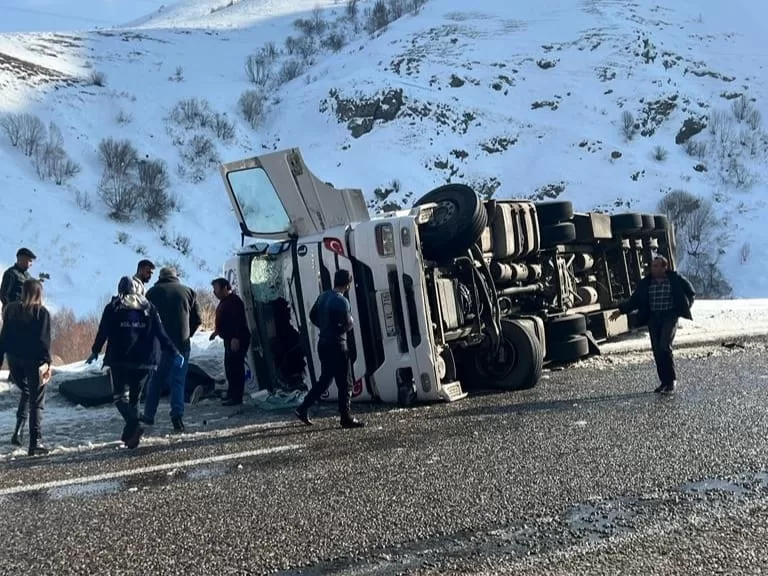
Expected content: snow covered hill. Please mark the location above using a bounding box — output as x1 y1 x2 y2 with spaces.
1 0 767 317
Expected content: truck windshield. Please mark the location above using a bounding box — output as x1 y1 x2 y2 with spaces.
227 167 291 235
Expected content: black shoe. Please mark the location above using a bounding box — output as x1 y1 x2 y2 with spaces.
653 383 666 393
171 416 185 433
222 398 242 407
139 414 155 426
28 445 50 456
295 407 312 426
661 381 677 394
340 418 364 429
11 418 24 446
126 426 144 449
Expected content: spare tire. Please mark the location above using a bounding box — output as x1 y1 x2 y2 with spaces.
547 335 590 364
415 183 487 260
546 314 587 342
611 212 643 234
58 371 113 407
654 214 670 230
535 201 574 226
540 222 576 247
641 213 655 230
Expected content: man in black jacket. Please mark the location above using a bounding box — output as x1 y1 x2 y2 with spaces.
1 247 36 310
210 277 251 406
87 276 183 448
610 256 696 394
142 267 202 432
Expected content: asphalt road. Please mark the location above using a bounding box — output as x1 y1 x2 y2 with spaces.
1 340 768 575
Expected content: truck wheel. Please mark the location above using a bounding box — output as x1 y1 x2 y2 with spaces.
540 222 576 247
545 314 587 342
415 183 488 260
610 212 643 234
654 214 670 230
535 201 574 226
547 335 590 364
471 319 543 391
641 214 655 230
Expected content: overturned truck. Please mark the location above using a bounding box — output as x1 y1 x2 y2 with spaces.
220 148 674 405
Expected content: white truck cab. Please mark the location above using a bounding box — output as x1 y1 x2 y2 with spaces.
220 148 466 405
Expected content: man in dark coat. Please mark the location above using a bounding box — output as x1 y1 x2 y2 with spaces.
87 276 183 448
296 269 364 428
210 277 251 406
610 256 696 394
142 266 202 432
1 247 36 310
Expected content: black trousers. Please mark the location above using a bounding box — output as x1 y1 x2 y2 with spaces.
111 367 150 435
301 341 352 420
224 343 247 403
8 356 47 447
648 313 678 385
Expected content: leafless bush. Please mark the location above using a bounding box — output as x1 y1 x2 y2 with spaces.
179 134 219 183
116 109 132 125
366 0 390 33
292 36 317 64
211 112 235 141
620 110 635 140
239 90 265 128
277 59 305 84
731 95 751 121
245 53 270 86
407 0 428 12
262 41 279 61
87 70 107 87
745 108 762 130
684 138 707 159
284 35 299 55
652 145 668 161
169 66 184 82
194 287 218 330
387 0 406 19
740 241 751 265
708 109 730 135
98 138 140 220
34 142 80 185
0 113 25 146
346 0 359 18
137 159 174 224
322 31 346 52
98 138 138 176
168 97 213 130
51 309 100 364
726 158 752 188
73 189 92 211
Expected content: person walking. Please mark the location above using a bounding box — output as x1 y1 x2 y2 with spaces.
210 277 251 406
87 276 183 449
296 269 364 429
0 279 53 456
0 247 36 310
141 266 202 432
132 259 156 296
610 255 696 394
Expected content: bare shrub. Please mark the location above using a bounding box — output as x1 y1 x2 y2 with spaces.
366 0 390 33
194 286 218 330
211 112 235 141
652 145 668 161
745 108 762 130
262 41 278 61
277 59 305 84
656 191 732 298
179 135 219 183
0 113 24 146
116 109 132 125
284 36 299 55
322 31 346 52
346 0 359 18
168 97 213 130
169 66 184 82
98 138 138 176
116 231 130 244
245 53 270 86
137 159 174 224
98 138 140 220
3 113 48 156
620 110 635 140
87 70 107 87
708 109 730 135
51 308 100 364
31 121 80 185
684 139 707 159
731 95 751 122
174 234 191 255
293 36 317 64
407 0 428 12
73 189 92 211
238 90 265 128
726 158 752 188
740 241 751 265
387 0 406 19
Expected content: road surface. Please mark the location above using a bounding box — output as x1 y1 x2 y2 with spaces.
1 339 767 575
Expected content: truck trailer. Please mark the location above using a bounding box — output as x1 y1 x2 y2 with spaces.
219 148 674 405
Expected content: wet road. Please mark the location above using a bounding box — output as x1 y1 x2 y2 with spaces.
1 340 768 575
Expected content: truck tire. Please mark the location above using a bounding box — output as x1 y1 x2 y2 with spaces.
610 212 643 234
546 314 587 342
535 201 574 226
547 335 590 364
415 183 488 260
654 214 670 230
641 213 655 230
470 319 543 391
540 222 576 247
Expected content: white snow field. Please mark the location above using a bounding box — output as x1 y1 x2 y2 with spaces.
0 0 766 318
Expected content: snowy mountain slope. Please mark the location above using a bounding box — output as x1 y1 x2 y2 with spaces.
0 0 767 319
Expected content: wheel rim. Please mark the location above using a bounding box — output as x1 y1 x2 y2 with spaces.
476 339 518 379
426 199 458 228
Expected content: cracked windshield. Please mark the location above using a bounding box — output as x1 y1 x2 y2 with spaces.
227 167 291 234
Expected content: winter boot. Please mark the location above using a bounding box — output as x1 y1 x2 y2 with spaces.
10 418 25 446
171 416 185 433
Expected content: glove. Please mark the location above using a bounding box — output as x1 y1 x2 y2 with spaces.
174 353 185 369
86 352 98 364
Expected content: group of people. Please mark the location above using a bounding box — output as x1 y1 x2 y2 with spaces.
0 250 252 454
0 245 694 457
